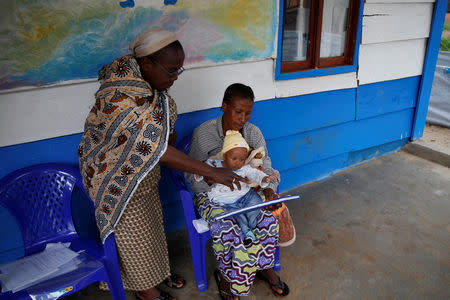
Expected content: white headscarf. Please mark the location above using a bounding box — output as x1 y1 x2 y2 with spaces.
128 28 178 58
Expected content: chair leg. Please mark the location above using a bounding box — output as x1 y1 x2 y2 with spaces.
102 276 124 300
105 272 126 300
104 235 126 300
274 246 281 271
189 235 208 292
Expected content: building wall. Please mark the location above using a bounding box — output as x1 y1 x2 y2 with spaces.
0 0 443 236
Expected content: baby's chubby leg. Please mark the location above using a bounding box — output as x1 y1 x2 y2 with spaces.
240 189 264 230
222 202 250 234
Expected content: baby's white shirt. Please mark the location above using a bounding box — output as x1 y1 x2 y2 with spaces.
197 159 269 205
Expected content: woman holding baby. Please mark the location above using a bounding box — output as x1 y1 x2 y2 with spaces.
186 83 289 300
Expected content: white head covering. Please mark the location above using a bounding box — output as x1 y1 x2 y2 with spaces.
128 28 178 58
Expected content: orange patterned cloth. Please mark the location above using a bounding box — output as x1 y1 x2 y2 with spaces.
78 55 171 243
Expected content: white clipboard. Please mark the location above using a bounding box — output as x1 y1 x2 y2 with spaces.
214 195 301 221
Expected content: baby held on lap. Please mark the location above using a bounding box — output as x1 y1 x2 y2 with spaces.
195 130 279 246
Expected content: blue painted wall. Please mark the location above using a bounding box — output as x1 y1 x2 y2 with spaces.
0 76 421 242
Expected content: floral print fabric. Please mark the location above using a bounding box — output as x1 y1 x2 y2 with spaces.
78 55 170 243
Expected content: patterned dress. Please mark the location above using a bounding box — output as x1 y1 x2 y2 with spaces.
78 55 177 291
195 195 279 295
187 116 279 296
107 98 178 291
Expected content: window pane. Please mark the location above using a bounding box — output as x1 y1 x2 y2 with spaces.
320 0 350 58
281 0 311 62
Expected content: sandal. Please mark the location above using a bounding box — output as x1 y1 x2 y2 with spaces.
214 269 240 300
256 271 290 297
163 273 186 289
136 289 175 300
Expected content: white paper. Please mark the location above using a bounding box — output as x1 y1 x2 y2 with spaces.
0 243 80 293
32 255 83 286
192 219 209 233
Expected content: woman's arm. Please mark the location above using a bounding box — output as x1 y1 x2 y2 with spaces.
160 145 247 190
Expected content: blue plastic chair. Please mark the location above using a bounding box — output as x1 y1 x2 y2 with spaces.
0 163 125 300
169 134 281 292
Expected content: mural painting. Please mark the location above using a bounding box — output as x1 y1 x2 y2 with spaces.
0 0 276 90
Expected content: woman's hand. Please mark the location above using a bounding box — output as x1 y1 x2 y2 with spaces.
262 188 282 211
263 188 277 200
160 146 248 190
262 173 280 183
204 168 249 190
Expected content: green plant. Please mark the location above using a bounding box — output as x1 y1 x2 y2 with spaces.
441 36 450 51
443 24 450 31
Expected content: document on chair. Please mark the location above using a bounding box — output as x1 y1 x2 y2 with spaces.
0 242 80 293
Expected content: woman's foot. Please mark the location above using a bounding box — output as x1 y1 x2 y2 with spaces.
214 269 239 300
258 268 290 296
136 287 175 300
164 273 185 289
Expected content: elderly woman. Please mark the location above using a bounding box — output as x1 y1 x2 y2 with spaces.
186 83 290 300
78 28 245 300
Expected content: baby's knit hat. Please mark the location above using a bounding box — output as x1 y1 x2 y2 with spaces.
221 130 250 156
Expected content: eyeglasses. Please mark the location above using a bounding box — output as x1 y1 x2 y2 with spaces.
149 57 185 77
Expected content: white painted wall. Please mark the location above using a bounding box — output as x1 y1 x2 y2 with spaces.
275 72 357 98
0 59 356 147
362 3 433 44
358 38 427 85
357 1 434 85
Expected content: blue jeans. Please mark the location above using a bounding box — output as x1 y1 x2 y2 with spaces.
221 189 263 235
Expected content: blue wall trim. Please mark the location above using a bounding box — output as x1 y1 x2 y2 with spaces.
352 0 364 74
279 139 407 191
274 0 284 79
411 0 448 139
250 88 356 140
174 88 357 142
276 65 357 80
357 76 420 120
0 133 83 179
268 108 414 171
275 0 364 80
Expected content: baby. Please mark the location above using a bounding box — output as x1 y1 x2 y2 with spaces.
196 130 279 246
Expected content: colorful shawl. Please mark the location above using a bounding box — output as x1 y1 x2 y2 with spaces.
78 55 170 243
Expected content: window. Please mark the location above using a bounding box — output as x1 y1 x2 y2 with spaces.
279 0 361 76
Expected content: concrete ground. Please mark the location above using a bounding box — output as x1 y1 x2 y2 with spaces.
68 149 450 300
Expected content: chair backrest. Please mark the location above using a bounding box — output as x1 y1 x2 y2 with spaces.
0 164 85 256
169 133 204 231
171 133 193 193
176 133 193 156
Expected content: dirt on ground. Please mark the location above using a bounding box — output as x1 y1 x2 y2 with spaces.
422 123 450 148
